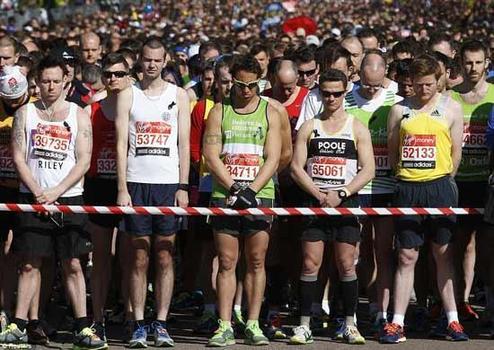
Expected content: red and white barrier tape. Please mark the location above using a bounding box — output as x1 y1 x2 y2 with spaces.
0 204 484 216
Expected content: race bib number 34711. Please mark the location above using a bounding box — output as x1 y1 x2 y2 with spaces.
135 121 171 156
401 134 436 169
224 154 260 183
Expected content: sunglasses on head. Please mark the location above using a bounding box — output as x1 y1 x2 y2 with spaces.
298 68 317 77
233 78 259 90
103 71 128 79
320 90 345 98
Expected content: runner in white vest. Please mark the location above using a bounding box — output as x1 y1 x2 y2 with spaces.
1 55 105 350
115 37 190 348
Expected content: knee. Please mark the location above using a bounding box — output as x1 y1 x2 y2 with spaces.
20 262 39 274
218 254 238 273
336 256 356 278
133 251 149 271
246 251 266 272
64 258 83 276
302 257 320 276
156 249 173 270
398 249 418 268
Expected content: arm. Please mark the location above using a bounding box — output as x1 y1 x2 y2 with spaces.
290 120 324 203
176 87 191 207
203 104 234 190
37 108 93 204
265 98 292 171
249 104 281 193
387 104 403 172
115 86 133 206
448 100 464 177
11 105 43 197
346 119 375 195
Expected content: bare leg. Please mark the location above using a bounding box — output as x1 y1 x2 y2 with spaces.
62 258 87 318
393 248 419 318
432 242 457 314
374 217 394 314
214 233 239 321
154 235 175 321
15 257 42 320
244 231 269 320
129 236 151 321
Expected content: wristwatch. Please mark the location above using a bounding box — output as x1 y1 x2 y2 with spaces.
337 188 351 199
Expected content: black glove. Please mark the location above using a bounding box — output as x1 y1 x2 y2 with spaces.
229 187 258 209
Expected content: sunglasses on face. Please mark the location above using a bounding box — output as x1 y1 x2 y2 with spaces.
298 68 317 77
233 78 259 90
320 90 346 98
103 71 128 79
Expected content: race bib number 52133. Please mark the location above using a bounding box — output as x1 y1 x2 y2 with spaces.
401 134 436 169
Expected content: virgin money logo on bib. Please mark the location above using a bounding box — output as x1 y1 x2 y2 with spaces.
135 121 171 157
401 134 436 169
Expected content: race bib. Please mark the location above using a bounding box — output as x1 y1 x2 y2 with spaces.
401 134 436 169
374 146 390 176
462 123 486 150
310 156 346 186
135 121 171 156
224 154 260 183
31 123 71 161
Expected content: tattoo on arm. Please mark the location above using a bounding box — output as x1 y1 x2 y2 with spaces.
204 133 222 145
12 109 25 148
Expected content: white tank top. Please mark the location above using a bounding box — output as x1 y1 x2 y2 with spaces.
127 82 179 184
306 116 358 190
21 102 83 197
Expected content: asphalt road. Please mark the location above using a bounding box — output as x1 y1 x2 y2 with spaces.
13 309 494 350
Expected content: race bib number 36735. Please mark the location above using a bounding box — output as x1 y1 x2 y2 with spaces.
135 121 171 156
401 134 436 169
224 154 260 182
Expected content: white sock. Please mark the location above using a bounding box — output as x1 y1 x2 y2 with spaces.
204 304 215 314
446 311 459 324
300 316 311 327
322 300 330 315
233 304 242 312
376 311 387 321
392 314 405 327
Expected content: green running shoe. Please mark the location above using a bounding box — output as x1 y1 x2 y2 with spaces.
244 321 269 346
207 320 235 347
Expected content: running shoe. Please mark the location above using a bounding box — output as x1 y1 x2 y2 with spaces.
129 323 148 348
207 320 235 347
343 325 365 344
0 323 28 346
152 322 174 347
26 321 49 345
195 311 218 335
264 313 287 340
446 321 468 341
289 325 313 345
458 302 479 321
333 317 345 340
73 327 107 350
0 311 8 333
91 322 107 343
244 321 269 346
379 322 406 344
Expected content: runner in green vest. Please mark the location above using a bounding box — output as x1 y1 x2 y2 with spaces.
346 51 403 334
451 40 494 321
203 54 282 347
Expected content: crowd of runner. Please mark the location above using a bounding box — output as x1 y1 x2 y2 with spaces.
1 0 494 349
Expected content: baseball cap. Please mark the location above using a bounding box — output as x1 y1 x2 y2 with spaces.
306 35 320 47
0 65 28 100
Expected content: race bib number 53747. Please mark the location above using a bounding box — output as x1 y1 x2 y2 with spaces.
135 121 171 156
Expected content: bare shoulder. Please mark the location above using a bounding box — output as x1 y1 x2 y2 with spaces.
14 103 28 118
176 85 189 100
351 116 370 137
75 104 91 121
445 95 462 114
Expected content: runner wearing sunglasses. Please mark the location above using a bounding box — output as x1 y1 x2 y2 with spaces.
290 69 374 345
